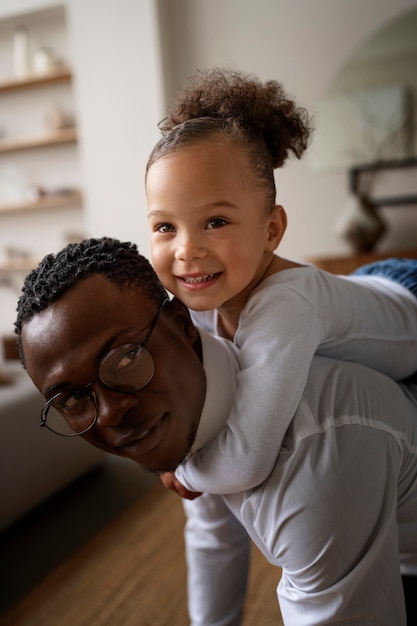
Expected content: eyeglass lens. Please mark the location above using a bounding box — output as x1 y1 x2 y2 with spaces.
42 344 156 436
99 343 155 391
43 392 97 436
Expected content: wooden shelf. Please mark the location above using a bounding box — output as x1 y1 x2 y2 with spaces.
0 190 82 215
0 67 72 94
0 127 77 154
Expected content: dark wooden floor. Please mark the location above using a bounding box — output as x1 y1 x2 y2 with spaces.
0 456 158 615
1 476 282 626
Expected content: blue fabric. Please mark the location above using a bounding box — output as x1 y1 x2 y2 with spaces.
352 258 417 299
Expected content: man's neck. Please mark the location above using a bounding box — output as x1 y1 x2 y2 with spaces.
191 329 239 452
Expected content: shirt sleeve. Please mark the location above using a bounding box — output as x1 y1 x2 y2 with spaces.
176 284 326 493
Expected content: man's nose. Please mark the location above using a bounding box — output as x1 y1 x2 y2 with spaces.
175 232 207 262
93 385 137 429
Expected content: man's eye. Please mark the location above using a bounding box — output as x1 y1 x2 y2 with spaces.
206 217 228 229
155 223 175 233
54 390 89 412
114 345 141 371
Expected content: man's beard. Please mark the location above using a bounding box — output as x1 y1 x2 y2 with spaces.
143 419 199 476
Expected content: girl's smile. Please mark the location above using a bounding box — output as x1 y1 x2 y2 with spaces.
177 272 222 289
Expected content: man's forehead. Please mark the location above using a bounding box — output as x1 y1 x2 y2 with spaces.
57 275 154 320
23 276 158 351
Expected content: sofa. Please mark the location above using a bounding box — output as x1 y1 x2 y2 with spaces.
0 357 105 532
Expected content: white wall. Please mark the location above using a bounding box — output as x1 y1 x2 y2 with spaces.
67 0 164 262
0 0 60 20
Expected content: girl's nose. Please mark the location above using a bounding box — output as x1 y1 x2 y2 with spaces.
175 233 207 262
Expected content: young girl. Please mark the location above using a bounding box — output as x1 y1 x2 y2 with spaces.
145 67 417 495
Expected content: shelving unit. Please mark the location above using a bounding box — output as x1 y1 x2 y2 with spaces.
0 189 82 215
0 126 77 154
0 64 77 156
0 60 79 166
0 3 85 335
0 2 83 256
0 66 72 93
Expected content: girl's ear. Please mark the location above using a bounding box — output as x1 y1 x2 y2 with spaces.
266 205 287 251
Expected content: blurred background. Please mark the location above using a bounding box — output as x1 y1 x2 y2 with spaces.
0 3 416 615
0 0 416 330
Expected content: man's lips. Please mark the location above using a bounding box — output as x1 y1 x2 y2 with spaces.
113 415 167 455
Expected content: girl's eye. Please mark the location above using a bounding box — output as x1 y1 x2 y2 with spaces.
206 217 228 229
155 223 175 233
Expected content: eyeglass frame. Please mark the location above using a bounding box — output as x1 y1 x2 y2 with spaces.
39 297 170 437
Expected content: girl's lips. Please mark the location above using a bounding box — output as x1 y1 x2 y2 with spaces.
177 273 221 290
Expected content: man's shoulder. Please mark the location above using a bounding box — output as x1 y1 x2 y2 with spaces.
199 328 239 374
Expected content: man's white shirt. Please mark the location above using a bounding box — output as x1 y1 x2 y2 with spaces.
181 329 417 625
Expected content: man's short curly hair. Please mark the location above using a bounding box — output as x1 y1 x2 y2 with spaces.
15 237 168 362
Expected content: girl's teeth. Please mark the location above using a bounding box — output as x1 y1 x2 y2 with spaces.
183 274 214 283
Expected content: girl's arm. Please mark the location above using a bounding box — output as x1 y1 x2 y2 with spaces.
176 269 417 494
176 285 324 493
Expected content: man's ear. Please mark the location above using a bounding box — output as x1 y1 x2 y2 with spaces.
164 297 200 346
266 205 287 251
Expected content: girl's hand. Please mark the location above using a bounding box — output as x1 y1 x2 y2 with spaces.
160 472 202 500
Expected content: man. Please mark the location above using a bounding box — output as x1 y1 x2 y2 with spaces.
15 238 417 626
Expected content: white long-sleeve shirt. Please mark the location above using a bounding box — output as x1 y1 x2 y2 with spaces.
176 266 417 493
183 330 417 625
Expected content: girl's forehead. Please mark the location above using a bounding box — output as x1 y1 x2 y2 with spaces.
153 140 251 181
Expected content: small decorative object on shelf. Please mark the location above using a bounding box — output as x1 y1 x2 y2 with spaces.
0 163 28 206
33 46 62 77
13 26 30 79
334 193 386 252
336 157 417 252
43 103 74 132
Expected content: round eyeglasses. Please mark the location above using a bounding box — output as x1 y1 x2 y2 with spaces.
40 299 169 437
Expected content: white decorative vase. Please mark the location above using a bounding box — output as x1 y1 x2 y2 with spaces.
13 26 30 78
334 194 386 252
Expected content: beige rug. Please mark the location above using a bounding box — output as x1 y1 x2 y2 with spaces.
1 483 283 625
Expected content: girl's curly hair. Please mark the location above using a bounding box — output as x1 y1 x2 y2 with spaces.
146 68 314 207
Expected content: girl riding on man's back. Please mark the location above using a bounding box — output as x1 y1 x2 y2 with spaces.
145 68 417 495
